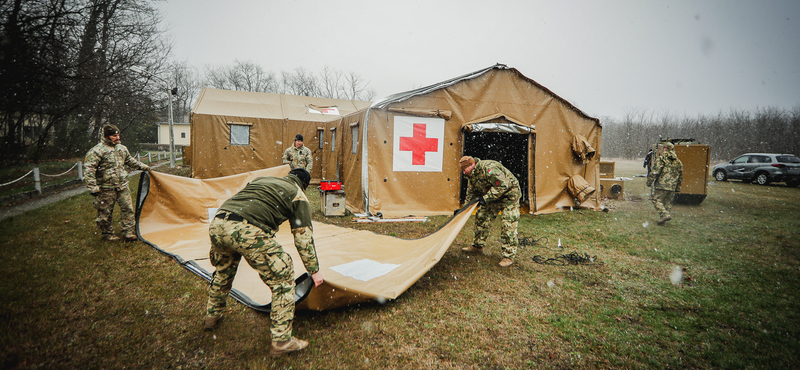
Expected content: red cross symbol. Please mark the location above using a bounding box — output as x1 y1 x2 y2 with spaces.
399 123 439 165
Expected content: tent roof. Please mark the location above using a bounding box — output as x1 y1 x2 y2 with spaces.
371 63 599 125
192 87 372 122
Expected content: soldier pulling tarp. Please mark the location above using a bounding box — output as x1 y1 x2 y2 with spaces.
135 166 478 312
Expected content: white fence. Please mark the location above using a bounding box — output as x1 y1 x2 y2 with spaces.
134 150 181 164
0 162 83 194
1 150 181 195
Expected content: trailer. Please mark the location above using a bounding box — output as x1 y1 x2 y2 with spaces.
650 139 711 205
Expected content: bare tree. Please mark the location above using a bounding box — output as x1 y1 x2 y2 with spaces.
200 62 376 102
165 61 202 122
319 66 343 99
204 60 278 93
601 106 800 160
342 70 376 101
0 0 169 161
281 67 320 97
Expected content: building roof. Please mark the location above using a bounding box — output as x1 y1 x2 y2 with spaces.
192 88 372 122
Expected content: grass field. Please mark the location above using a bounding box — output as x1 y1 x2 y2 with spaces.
1 160 798 369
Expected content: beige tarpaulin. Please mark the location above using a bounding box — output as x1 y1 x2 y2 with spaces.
135 166 478 312
571 134 596 164
566 174 596 205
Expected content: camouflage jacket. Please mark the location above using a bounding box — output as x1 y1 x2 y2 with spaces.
465 158 520 204
219 175 320 274
84 137 150 193
646 150 683 191
282 145 313 172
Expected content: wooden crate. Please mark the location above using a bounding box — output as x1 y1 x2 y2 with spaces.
319 190 346 216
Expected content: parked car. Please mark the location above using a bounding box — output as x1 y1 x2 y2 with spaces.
712 153 800 187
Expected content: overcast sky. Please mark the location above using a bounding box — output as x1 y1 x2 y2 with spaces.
156 0 800 121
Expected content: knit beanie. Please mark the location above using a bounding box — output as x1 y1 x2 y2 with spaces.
288 168 311 190
103 124 120 138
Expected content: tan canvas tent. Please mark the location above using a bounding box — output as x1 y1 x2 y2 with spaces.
134 167 478 311
189 88 371 182
320 64 602 217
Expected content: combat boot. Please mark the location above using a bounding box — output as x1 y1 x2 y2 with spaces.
123 233 138 242
204 315 223 331
656 216 672 226
102 234 120 241
499 258 514 267
270 337 309 357
461 245 484 254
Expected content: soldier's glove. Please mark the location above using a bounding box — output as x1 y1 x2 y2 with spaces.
478 197 487 206
287 154 293 161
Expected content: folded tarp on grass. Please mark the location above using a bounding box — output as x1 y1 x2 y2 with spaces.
135 166 477 312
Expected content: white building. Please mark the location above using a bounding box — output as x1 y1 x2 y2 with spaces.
157 122 190 146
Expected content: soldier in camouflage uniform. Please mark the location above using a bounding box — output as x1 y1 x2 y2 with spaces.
282 134 313 172
84 124 151 242
646 142 683 226
204 168 324 357
458 156 521 267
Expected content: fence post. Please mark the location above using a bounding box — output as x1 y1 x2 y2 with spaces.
77 161 84 181
33 167 41 194
137 153 140 162
148 152 152 163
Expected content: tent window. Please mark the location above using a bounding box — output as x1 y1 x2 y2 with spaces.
351 124 359 154
318 130 324 149
181 132 186 139
229 124 250 146
331 130 336 152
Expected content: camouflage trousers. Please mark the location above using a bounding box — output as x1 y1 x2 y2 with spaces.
474 187 521 259
206 214 295 342
650 188 676 219
93 187 135 237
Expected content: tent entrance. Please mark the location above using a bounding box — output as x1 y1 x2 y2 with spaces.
460 127 533 212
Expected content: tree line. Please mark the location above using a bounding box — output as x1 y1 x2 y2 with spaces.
600 106 800 161
0 0 376 163
1 0 168 163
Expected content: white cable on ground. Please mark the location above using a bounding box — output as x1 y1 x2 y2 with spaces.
0 170 34 187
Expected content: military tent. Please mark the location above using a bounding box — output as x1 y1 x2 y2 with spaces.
320 64 602 217
189 88 372 182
